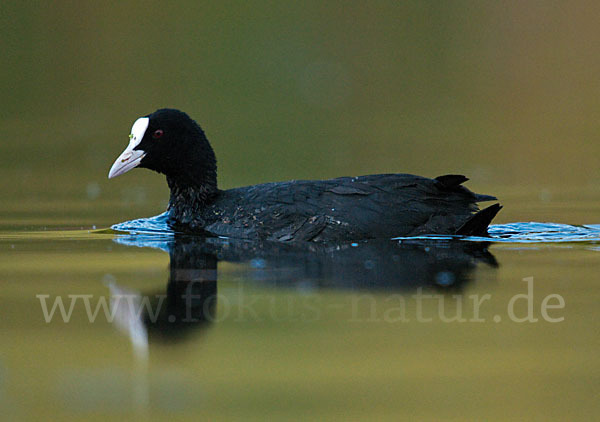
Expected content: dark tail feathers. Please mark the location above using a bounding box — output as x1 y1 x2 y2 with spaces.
434 174 469 189
456 204 502 236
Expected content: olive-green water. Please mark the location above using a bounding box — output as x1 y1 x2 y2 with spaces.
2 193 599 421
2 1 600 420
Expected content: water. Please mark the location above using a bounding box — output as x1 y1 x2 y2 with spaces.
1 203 599 420
112 212 600 244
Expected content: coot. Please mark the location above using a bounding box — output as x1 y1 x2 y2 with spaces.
108 109 501 241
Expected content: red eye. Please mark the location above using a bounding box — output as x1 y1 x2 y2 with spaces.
153 129 164 139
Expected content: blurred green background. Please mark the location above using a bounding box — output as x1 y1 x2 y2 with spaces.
2 1 600 226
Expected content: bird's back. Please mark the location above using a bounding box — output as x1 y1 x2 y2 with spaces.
197 174 498 242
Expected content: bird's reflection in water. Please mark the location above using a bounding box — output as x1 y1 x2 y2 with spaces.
108 234 498 344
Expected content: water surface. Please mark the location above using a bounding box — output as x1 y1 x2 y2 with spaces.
1 194 598 420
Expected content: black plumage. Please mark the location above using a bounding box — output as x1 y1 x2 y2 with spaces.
109 108 501 241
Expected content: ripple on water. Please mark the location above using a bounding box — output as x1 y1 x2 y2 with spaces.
484 222 600 243
110 212 173 235
110 214 600 245
391 222 600 244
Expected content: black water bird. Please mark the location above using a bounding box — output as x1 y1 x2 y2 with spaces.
108 109 501 241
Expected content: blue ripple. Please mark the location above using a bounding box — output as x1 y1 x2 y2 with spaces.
393 222 600 243
111 212 172 235
482 222 600 243
111 213 600 244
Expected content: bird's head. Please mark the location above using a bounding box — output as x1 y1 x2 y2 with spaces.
108 108 217 189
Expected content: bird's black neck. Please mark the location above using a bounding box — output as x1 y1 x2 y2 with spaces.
167 176 218 225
